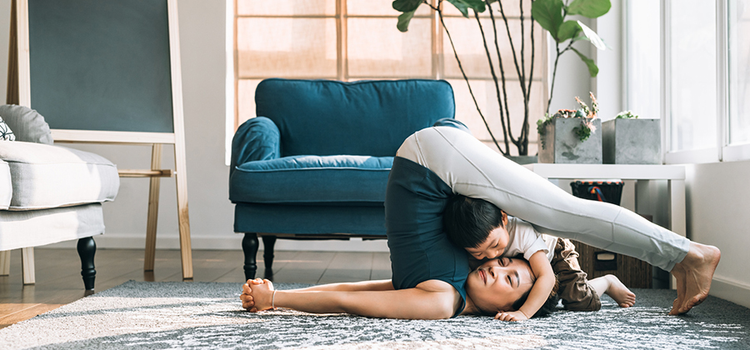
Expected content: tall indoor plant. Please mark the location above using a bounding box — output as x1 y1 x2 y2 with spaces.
393 0 610 156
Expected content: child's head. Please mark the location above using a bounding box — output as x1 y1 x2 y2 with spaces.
465 257 535 315
444 194 510 260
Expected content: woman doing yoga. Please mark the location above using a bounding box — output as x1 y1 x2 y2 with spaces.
242 121 720 319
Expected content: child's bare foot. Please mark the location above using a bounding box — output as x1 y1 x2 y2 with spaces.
669 242 721 315
602 275 636 308
240 278 276 312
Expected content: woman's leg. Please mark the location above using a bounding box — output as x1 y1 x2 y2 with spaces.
397 126 719 314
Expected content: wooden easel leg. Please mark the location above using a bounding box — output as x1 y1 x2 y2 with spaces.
6 0 18 105
144 144 162 272
21 247 34 285
0 250 10 276
174 143 193 280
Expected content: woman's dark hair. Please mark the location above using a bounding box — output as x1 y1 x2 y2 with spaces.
443 194 506 248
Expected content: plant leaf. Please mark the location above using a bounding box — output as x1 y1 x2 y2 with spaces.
446 0 469 17
577 20 606 50
397 10 416 32
567 0 611 18
459 0 487 12
392 0 422 13
531 0 564 41
557 20 581 42
572 47 599 77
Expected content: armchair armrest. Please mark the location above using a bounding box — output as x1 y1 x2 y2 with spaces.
230 117 281 178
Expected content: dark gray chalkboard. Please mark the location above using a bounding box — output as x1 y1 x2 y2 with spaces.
28 0 174 133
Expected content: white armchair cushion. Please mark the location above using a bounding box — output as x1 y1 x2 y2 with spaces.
0 160 10 210
0 141 119 210
0 203 104 250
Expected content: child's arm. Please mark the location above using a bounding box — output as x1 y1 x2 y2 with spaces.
495 250 555 321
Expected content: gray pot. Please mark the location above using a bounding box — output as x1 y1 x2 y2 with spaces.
538 118 602 164
602 119 661 164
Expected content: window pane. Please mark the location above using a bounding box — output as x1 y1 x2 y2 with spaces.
448 79 543 156
237 79 263 126
238 0 336 16
729 0 750 145
347 0 432 16
237 18 338 78
626 0 660 120
669 0 717 152
443 17 542 80
348 18 432 78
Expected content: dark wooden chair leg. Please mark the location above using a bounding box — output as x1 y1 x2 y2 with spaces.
242 233 259 281
77 237 96 291
262 235 276 280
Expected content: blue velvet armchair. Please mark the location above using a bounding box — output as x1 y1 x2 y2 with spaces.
229 78 456 280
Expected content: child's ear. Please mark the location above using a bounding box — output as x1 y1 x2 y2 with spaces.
501 210 508 227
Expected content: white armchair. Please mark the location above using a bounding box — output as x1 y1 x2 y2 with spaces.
0 105 119 290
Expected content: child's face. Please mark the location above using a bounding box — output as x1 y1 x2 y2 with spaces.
466 257 534 313
464 225 510 260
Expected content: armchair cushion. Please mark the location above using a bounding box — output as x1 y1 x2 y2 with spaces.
0 105 53 144
0 141 119 210
231 155 392 204
0 160 10 209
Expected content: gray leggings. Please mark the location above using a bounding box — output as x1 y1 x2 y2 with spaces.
396 126 690 271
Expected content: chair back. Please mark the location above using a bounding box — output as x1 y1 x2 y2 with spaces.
255 79 455 157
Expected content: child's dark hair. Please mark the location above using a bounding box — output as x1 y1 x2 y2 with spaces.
443 194 507 249
511 279 560 318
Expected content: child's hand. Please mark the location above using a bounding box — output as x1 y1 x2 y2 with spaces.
494 310 529 322
240 278 275 312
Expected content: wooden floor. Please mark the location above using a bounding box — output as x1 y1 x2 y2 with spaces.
0 248 391 329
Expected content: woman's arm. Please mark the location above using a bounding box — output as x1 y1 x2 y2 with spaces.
496 250 556 321
294 280 394 292
241 279 459 320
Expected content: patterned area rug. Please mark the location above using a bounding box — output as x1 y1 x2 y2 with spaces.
1 281 748 349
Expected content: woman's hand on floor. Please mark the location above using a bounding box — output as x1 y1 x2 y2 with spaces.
241 278 275 312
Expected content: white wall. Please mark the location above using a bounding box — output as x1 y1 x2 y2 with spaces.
685 161 750 308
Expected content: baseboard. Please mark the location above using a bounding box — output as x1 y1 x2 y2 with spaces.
44 233 390 252
710 276 750 309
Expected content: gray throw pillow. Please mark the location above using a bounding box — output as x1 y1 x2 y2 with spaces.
0 116 15 141
0 105 53 144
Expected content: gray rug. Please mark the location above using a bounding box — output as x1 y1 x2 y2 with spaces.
1 281 748 349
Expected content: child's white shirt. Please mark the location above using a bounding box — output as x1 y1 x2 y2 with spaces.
502 216 557 262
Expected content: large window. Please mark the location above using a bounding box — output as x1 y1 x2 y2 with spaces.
728 0 750 148
656 0 750 163
230 0 545 157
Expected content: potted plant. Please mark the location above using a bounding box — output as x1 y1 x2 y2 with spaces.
393 0 610 159
537 92 602 163
602 111 662 164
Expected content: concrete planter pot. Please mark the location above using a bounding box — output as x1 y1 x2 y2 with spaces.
602 119 661 164
538 118 602 164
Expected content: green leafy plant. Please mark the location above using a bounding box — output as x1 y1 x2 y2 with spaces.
537 92 598 149
532 0 611 116
393 0 610 156
616 110 639 119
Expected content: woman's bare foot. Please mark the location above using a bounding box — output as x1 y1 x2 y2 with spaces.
240 278 276 312
669 242 721 315
590 275 636 308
